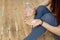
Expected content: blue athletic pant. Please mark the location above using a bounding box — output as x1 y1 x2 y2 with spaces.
24 5 60 40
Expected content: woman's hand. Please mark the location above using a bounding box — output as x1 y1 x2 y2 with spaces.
23 8 35 17
24 19 42 28
24 18 32 25
31 19 42 28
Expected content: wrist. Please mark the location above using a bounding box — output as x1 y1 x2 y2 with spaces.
40 19 43 26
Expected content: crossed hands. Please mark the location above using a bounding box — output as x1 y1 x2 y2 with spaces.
24 18 42 28
23 8 42 28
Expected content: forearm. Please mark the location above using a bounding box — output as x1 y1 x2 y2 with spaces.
42 21 60 36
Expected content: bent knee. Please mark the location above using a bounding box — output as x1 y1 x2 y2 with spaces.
36 5 47 11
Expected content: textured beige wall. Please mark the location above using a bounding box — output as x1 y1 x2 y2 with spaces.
0 0 2 39
0 0 56 40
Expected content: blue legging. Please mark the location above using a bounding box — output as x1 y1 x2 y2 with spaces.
24 5 60 40
56 36 60 40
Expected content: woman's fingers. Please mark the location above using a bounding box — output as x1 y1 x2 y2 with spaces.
24 19 42 27
23 8 36 17
25 20 31 25
31 20 38 27
31 19 42 28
